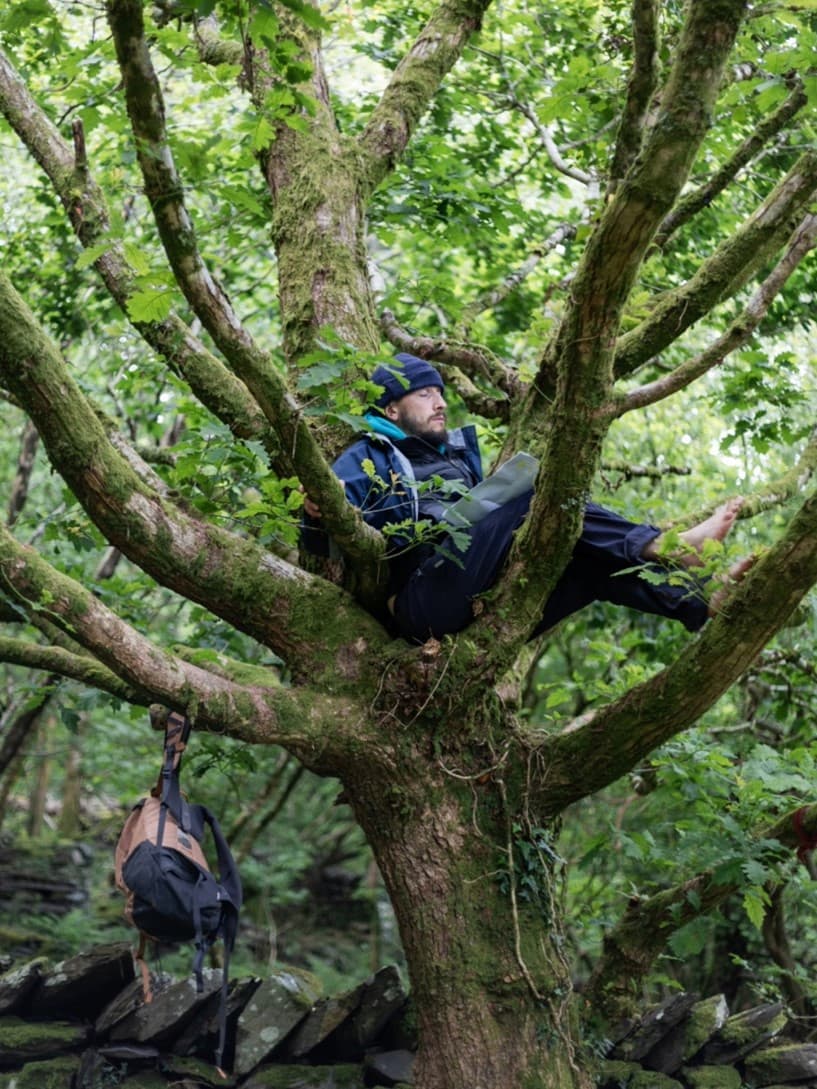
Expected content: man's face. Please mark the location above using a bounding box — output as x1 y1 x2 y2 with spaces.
386 386 448 443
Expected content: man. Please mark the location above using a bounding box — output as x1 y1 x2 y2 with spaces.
302 353 746 643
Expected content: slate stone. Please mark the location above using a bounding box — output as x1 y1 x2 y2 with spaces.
29 942 135 1020
109 968 224 1047
0 958 46 1016
682 1064 742 1089
241 1064 364 1088
325 966 407 1060
596 1058 642 1088
233 968 322 1076
629 1072 682 1089
95 973 174 1036
173 975 260 1059
363 1048 415 1085
643 993 729 1074
284 986 365 1060
744 1042 817 1086
0 1054 80 1087
613 992 699 1063
699 1002 786 1065
0 1016 90 1067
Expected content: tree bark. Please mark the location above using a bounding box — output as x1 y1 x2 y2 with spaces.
348 717 591 1089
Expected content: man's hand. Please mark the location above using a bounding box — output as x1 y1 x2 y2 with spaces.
302 481 345 520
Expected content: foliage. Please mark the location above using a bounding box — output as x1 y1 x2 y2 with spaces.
0 1 816 1086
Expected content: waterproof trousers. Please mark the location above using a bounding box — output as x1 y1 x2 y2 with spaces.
391 490 709 644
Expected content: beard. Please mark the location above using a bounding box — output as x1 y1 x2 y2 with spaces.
394 405 448 445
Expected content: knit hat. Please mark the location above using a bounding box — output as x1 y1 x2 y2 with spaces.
372 353 445 408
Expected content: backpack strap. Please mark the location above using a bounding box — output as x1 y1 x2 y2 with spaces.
196 803 243 1074
155 711 193 846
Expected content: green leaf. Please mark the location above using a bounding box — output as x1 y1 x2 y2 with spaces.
126 288 174 323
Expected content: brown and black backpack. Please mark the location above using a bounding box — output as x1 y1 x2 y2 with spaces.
115 710 242 1071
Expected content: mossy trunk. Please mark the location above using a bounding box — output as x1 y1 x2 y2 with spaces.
348 739 594 1089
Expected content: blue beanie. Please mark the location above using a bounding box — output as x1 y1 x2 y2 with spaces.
372 353 444 408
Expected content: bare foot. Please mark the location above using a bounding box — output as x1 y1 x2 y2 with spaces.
707 554 756 618
644 497 743 568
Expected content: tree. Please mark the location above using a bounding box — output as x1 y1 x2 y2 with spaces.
1 0 816 1085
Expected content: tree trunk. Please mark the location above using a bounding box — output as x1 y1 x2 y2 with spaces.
349 738 592 1089
28 718 53 838
57 715 86 838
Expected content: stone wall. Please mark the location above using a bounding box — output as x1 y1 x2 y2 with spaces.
1 942 816 1087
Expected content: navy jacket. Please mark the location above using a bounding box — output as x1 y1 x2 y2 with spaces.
301 417 483 587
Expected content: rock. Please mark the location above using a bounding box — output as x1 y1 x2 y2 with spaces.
642 993 729 1073
699 1002 786 1065
629 1072 683 1088
233 968 322 1076
614 992 699 1063
364 1048 415 1085
744 1042 817 1086
284 985 365 1060
241 1063 364 1087
0 1016 90 1067
325 966 407 1060
173 975 260 1060
596 1059 642 1087
109 968 224 1047
682 1064 742 1088
29 942 135 1020
0 1054 80 1087
0 958 46 1015
163 1053 239 1085
95 973 174 1036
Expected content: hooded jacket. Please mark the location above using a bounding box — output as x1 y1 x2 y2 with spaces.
300 415 483 587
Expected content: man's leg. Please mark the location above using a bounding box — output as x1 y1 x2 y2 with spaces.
393 494 666 643
392 490 532 643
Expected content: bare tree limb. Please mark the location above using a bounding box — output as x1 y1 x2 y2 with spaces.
614 151 817 379
654 77 808 249
0 270 390 671
106 1 384 574
380 309 522 401
607 0 660 192
6 420 38 528
605 213 817 417
357 0 495 198
456 222 579 338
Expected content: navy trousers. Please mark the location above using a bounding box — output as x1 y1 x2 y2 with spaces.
392 490 709 643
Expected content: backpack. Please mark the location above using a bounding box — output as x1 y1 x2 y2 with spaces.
114 710 242 1072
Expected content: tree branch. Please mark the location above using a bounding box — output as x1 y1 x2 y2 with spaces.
472 0 750 673
379 308 522 402
0 521 364 758
0 270 389 673
105 0 384 574
536 490 817 816
653 77 808 250
613 150 817 378
0 636 138 702
0 46 284 468
607 0 660 192
455 222 579 338
605 212 817 417
357 0 495 198
6 419 38 528
585 802 817 1023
